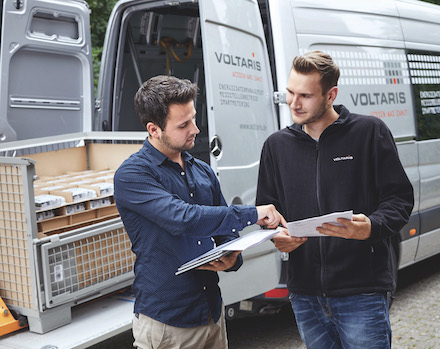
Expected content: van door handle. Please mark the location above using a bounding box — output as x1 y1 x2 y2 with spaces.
210 136 223 158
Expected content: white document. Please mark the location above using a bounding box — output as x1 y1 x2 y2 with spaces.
176 229 280 275
287 210 353 237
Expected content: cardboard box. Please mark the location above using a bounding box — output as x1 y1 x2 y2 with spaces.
37 204 120 237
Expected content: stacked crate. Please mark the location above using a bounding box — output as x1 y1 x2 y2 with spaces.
34 169 119 238
0 134 144 333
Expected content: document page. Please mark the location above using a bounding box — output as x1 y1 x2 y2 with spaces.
287 210 353 237
176 229 280 275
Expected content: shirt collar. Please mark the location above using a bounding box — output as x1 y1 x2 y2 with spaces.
142 138 195 166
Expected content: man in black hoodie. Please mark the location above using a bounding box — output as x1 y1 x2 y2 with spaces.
256 51 414 348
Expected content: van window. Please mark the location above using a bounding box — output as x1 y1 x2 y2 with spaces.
317 45 416 141
408 50 440 140
29 10 80 42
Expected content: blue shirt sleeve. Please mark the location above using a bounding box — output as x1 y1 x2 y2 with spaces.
114 161 257 240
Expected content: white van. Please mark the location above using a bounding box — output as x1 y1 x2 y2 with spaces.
1 0 439 347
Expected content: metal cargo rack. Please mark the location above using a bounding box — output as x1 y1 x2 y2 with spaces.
0 132 145 333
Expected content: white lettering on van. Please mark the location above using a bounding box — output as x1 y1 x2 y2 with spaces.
422 107 440 115
419 90 440 115
420 91 440 98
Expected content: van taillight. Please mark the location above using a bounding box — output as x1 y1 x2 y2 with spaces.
264 288 289 298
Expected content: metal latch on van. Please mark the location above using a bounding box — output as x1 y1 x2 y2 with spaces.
273 92 287 104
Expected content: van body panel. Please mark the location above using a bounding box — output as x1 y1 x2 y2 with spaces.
402 24 440 261
416 139 440 261
396 0 440 48
397 142 420 213
292 3 403 42
293 0 399 15
265 0 299 128
199 0 278 192
397 1 440 263
399 238 418 268
396 142 420 266
418 140 440 212
416 227 440 261
199 0 280 303
0 0 93 143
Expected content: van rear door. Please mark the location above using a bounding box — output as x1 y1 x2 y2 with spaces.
0 0 93 144
199 0 281 305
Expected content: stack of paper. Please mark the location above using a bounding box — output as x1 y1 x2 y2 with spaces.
175 229 281 275
287 210 353 237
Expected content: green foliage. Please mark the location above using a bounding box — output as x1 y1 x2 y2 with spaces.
422 0 440 5
86 0 118 90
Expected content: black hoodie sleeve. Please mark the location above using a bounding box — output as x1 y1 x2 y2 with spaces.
256 139 282 212
368 121 414 241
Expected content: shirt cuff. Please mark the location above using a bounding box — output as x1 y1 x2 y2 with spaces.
229 205 258 235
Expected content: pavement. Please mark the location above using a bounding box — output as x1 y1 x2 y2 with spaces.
390 254 440 349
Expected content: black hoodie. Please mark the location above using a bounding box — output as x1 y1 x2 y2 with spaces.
256 105 414 297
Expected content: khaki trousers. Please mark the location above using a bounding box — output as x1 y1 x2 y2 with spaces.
132 307 228 349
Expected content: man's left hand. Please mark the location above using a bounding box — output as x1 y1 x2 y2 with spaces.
197 251 242 272
316 213 371 240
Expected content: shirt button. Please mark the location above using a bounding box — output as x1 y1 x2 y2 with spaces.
198 241 201 245
232 229 236 233
203 286 207 291
190 193 194 197
181 171 185 176
247 221 251 225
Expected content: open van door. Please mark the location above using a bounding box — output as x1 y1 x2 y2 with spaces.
0 0 93 144
199 0 281 305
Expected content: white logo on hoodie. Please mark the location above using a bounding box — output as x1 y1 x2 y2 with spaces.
333 155 354 162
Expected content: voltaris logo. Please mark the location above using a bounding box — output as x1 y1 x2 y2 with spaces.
214 52 261 71
333 155 354 162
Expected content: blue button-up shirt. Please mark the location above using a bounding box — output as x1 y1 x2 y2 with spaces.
114 139 257 327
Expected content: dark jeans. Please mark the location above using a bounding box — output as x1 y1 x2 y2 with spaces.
290 293 391 349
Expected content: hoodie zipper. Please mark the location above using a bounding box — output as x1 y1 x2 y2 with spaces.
315 141 322 214
292 119 346 298
315 141 327 297
294 128 327 296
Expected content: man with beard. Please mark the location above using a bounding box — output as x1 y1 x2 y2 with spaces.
114 75 285 349
256 51 414 348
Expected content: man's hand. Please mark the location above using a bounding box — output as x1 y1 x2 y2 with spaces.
316 213 371 240
272 229 308 253
197 251 242 272
256 204 287 229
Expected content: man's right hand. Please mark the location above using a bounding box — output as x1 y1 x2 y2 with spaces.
256 204 287 229
272 229 308 252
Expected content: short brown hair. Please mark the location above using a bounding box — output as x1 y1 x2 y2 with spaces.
292 51 340 94
134 75 198 130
